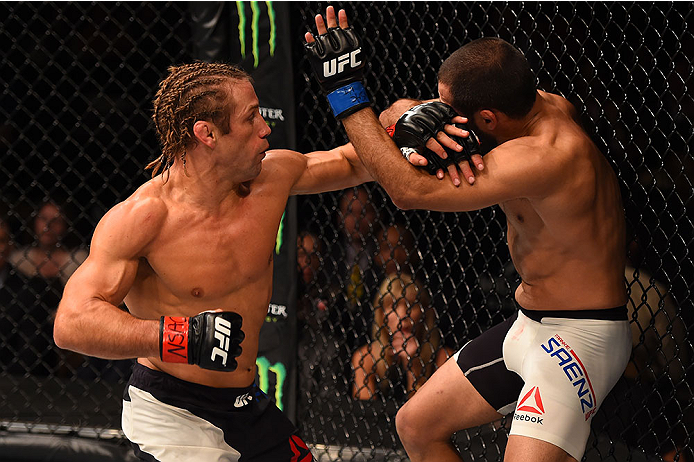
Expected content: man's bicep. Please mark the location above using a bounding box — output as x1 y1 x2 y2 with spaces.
63 202 157 306
291 144 371 195
63 251 138 307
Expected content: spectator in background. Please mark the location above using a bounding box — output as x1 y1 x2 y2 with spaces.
296 230 329 326
0 216 62 376
351 273 453 402
624 264 688 383
332 186 380 348
621 233 691 462
10 201 87 286
336 186 378 308
375 223 418 278
295 230 343 404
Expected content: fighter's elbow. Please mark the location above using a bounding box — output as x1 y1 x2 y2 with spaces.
52 318 69 350
388 190 417 210
53 306 79 351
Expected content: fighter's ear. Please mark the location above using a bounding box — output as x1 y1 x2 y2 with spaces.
193 120 216 148
478 109 498 130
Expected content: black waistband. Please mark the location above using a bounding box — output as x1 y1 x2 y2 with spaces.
127 363 259 407
519 305 628 322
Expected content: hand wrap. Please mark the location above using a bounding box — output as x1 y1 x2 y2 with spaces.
305 26 370 118
392 102 481 175
160 311 245 372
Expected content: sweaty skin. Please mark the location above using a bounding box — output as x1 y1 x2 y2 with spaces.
54 80 372 388
343 89 627 312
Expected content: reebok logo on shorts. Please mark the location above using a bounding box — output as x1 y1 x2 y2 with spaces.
289 434 313 462
514 386 545 425
541 334 597 420
517 386 545 414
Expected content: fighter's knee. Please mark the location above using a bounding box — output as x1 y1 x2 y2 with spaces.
395 401 422 446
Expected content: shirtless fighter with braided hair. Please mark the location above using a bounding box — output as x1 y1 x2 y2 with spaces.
54 62 389 461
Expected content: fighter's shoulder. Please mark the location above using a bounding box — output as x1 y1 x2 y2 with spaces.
540 90 580 121
490 131 579 178
259 149 309 179
93 181 168 255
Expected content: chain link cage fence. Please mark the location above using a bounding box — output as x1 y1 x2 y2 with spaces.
1 2 692 461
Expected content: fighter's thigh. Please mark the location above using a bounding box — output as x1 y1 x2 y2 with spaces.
508 322 616 461
123 386 241 462
505 435 577 462
397 356 502 438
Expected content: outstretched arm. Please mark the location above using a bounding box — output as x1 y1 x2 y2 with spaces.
305 8 484 188
304 7 564 212
292 143 373 195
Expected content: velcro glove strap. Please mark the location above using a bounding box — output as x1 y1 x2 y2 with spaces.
326 82 371 119
160 316 190 363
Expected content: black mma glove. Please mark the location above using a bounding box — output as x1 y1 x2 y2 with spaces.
160 311 245 372
392 102 481 175
442 122 482 167
305 26 370 118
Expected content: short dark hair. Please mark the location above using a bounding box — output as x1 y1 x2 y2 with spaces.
438 37 536 118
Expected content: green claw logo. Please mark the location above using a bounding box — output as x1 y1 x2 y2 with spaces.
275 211 284 254
256 356 287 410
236 1 276 68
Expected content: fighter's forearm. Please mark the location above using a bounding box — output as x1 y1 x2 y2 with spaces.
54 297 159 359
341 108 422 209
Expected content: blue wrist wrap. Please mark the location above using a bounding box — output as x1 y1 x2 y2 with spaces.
326 82 370 119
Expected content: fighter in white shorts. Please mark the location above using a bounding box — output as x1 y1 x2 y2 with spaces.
455 305 631 460
304 7 630 461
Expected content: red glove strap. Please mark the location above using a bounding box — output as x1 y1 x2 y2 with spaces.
385 123 396 137
160 316 189 363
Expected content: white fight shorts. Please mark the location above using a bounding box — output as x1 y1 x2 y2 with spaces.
456 305 630 460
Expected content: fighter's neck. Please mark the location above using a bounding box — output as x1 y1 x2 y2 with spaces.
162 162 250 211
496 93 546 144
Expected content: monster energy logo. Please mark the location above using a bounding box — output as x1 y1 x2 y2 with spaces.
275 211 284 254
256 356 287 410
236 1 276 68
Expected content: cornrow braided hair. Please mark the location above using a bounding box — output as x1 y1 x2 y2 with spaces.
147 62 252 179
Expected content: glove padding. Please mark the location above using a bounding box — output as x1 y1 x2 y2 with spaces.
160 311 245 372
305 26 365 92
392 102 481 175
305 26 370 118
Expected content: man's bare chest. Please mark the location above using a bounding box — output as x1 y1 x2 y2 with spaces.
142 218 278 300
501 199 544 235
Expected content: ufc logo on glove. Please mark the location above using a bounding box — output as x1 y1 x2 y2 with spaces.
323 50 362 77
211 317 232 365
305 26 370 118
159 311 245 371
